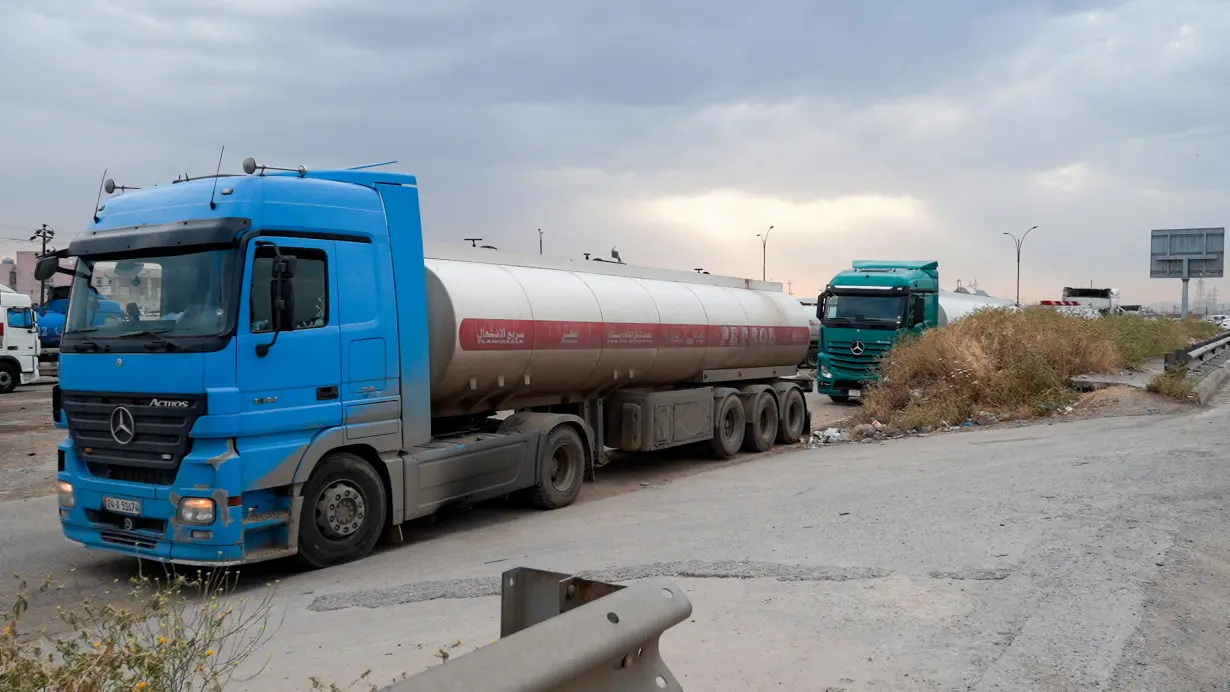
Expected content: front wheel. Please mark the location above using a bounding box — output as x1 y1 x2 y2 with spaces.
530 425 586 509
829 395 851 404
0 362 16 394
297 453 388 568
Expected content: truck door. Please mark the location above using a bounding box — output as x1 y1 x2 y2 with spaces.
5 306 37 371
235 238 344 433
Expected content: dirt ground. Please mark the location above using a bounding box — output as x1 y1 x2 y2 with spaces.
0 381 63 502
0 382 1181 505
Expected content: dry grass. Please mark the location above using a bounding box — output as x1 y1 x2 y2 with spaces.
1 571 390 692
858 309 1220 429
1146 368 1196 401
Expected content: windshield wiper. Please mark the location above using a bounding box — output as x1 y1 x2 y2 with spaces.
63 328 108 352
117 329 181 351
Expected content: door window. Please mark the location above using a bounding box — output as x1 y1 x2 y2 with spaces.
249 247 329 334
6 307 32 329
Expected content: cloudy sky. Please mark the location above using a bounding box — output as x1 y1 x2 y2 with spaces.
1 0 1227 307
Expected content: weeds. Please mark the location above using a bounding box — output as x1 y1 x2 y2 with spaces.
1147 368 1195 400
1 569 281 691
859 309 1220 428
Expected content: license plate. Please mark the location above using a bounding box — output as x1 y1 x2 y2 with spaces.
104 497 142 516
849 389 862 399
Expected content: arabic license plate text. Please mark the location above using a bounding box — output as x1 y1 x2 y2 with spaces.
104 497 142 516
849 389 862 399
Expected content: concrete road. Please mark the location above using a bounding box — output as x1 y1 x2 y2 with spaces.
4 393 1228 690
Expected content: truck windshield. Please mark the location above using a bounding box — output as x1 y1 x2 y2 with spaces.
823 294 905 328
64 249 237 338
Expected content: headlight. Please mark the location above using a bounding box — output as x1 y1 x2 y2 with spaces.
819 365 832 378
57 480 75 508
177 498 216 525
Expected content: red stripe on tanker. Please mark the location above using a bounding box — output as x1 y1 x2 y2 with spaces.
458 319 810 351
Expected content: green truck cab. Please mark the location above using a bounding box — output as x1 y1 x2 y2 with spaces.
814 260 940 402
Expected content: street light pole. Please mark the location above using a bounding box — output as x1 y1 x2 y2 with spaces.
757 225 774 281
1002 225 1037 306
30 224 55 305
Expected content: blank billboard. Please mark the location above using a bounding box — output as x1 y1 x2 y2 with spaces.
1150 227 1224 279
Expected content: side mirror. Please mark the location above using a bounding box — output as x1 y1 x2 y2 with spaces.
911 296 927 326
256 244 298 358
270 275 297 331
34 257 60 282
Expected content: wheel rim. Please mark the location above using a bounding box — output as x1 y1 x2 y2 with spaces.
550 442 579 492
722 406 738 440
0 371 11 390
315 480 368 540
758 403 775 441
788 396 805 434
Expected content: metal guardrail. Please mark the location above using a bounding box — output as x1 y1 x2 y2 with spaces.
382 567 693 692
1165 331 1230 372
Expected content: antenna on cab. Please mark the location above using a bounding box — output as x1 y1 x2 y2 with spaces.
209 145 225 210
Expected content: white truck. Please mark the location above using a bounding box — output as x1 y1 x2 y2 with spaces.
0 284 41 393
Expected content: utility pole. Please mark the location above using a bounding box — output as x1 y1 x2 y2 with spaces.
756 225 774 281
538 228 543 255
30 224 55 305
1002 225 1037 306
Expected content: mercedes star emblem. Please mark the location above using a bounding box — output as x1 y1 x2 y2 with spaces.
122 517 135 532
109 406 136 446
115 358 123 368
850 341 866 356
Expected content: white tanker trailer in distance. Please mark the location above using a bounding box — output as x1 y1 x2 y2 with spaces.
48 161 813 569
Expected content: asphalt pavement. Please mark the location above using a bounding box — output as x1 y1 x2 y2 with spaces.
2 390 1229 690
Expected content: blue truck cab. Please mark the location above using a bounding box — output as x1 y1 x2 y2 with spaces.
44 161 448 567
814 260 939 402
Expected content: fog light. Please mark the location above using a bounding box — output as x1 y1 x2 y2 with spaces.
57 480 75 508
177 498 216 525
819 365 833 379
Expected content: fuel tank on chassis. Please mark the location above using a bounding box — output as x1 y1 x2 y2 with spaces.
422 252 810 417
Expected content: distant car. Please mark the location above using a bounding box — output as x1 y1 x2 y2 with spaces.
1205 314 1230 329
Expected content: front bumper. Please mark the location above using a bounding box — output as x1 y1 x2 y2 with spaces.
56 440 291 566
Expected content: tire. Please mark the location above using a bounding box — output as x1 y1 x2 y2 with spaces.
0 362 17 395
802 347 819 370
776 387 808 444
741 391 779 453
297 452 388 568
530 426 586 510
829 395 851 404
708 393 746 458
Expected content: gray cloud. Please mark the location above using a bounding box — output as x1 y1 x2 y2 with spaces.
0 0 1226 306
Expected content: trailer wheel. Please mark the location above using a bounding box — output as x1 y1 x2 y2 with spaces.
297 452 388 568
708 393 746 458
741 391 779 453
530 425 586 510
0 362 17 395
803 347 819 370
776 387 808 444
